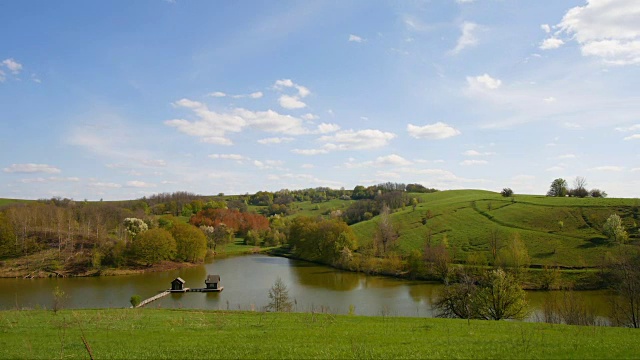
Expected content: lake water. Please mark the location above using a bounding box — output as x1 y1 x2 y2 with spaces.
0 254 612 320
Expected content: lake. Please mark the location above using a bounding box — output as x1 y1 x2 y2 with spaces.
0 254 612 321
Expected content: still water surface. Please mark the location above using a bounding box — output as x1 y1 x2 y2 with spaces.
0 255 611 320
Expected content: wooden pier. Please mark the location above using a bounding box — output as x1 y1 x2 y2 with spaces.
134 290 171 308
188 287 224 293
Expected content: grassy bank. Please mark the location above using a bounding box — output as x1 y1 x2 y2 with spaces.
0 309 638 359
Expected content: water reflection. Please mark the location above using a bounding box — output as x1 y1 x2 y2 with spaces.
0 254 613 320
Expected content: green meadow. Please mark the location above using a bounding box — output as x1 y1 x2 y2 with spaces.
0 309 637 359
347 190 638 268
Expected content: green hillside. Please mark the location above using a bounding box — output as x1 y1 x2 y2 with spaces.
350 190 639 268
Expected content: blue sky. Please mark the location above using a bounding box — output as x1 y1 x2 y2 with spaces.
1 0 639 200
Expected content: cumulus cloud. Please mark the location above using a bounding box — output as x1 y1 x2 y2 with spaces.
451 22 479 54
126 181 156 188
278 94 307 109
293 129 396 155
302 113 319 121
349 34 364 43
3 163 61 174
407 122 461 139
556 0 640 65
541 24 551 33
273 79 310 110
166 98 308 144
316 123 341 134
624 134 640 140
467 74 502 90
209 91 226 97
2 58 23 74
540 37 565 50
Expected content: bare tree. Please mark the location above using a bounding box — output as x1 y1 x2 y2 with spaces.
374 204 398 255
266 277 293 312
572 177 589 198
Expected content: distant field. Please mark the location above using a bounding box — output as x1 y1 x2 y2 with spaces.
350 190 639 268
0 198 26 207
0 309 637 359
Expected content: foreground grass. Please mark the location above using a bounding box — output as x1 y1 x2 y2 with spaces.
0 309 638 359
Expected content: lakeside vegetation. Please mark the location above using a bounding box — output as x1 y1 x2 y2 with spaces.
0 308 638 359
1 181 639 326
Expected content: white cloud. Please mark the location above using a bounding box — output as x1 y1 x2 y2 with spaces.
316 123 341 134
166 99 308 144
301 164 315 169
257 137 294 144
624 134 640 140
557 154 577 159
460 159 487 166
589 166 624 172
278 94 307 109
463 150 495 156
349 34 364 43
615 124 640 132
374 154 412 166
451 22 479 54
274 79 294 88
562 122 582 129
541 24 551 33
543 97 557 103
302 113 319 121
557 0 640 65
345 154 412 168
407 122 461 139
3 163 61 174
89 182 122 188
126 181 156 188
209 154 248 161
540 37 564 50
294 129 396 155
209 91 263 99
2 58 23 74
467 74 502 90
292 148 329 155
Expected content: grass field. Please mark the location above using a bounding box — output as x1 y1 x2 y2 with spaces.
0 308 637 359
349 190 639 268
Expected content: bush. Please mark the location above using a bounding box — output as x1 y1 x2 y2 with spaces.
500 188 514 197
130 294 142 307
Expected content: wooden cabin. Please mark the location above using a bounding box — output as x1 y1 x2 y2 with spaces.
171 277 186 291
205 275 221 290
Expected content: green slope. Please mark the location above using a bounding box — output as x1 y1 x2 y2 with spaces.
351 190 639 267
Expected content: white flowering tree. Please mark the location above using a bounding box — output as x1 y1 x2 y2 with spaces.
123 218 148 239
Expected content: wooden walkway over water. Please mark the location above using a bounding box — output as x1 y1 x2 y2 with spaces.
133 290 170 308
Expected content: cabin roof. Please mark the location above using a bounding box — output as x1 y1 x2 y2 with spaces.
172 277 186 284
205 274 220 284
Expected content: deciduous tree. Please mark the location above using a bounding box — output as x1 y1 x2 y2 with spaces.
131 228 176 265
603 214 628 245
547 178 568 197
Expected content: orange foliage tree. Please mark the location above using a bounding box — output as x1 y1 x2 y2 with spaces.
189 209 269 236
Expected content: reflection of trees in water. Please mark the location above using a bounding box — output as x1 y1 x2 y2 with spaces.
289 263 361 291
408 283 441 305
